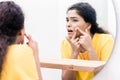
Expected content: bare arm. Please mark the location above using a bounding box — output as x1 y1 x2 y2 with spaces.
62 32 80 80
25 34 42 80
62 70 76 80
34 52 42 80
62 52 78 80
87 47 99 60
62 27 99 80
77 27 99 60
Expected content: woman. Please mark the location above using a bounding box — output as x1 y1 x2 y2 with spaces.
0 1 42 80
61 2 114 80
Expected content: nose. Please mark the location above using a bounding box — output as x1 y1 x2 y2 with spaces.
66 21 71 28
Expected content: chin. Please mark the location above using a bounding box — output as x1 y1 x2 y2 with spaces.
67 35 72 39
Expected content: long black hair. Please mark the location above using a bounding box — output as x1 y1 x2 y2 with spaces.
0 1 24 75
67 2 108 35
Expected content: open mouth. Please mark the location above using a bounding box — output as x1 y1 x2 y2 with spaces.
67 29 73 32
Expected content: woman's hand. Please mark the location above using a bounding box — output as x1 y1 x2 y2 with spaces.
76 27 93 52
25 34 42 80
25 34 39 56
77 28 99 60
66 31 81 56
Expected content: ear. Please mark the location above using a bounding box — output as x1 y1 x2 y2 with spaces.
17 30 22 36
16 28 25 44
17 28 25 36
86 23 91 30
85 23 91 34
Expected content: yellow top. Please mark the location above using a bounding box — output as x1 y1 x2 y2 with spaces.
61 33 114 80
1 44 39 80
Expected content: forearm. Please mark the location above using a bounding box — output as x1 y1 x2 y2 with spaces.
34 54 42 80
62 70 76 80
26 35 42 80
87 47 99 60
62 52 78 80
70 51 79 59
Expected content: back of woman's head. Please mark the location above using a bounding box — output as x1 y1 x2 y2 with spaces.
0 1 24 76
0 1 24 37
67 2 107 34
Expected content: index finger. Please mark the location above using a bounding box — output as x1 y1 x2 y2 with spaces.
71 31 77 40
24 34 32 41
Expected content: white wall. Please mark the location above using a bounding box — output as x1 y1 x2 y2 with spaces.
0 0 118 80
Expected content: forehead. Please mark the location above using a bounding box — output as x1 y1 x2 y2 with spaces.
66 10 82 19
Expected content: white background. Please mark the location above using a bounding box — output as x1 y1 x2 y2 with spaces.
0 0 119 80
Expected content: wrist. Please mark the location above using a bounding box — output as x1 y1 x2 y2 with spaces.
70 51 79 59
87 46 94 53
87 49 99 60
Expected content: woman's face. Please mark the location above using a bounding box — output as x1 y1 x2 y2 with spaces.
66 10 90 39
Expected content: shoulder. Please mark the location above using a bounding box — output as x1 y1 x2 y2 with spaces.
61 39 70 46
6 44 35 68
3 44 38 79
61 39 70 48
9 44 32 51
93 33 114 42
7 44 33 61
8 44 32 53
92 33 114 49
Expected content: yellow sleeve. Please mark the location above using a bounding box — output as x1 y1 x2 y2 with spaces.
100 37 114 61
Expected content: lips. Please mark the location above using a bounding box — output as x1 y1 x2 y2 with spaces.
67 29 73 32
67 29 73 37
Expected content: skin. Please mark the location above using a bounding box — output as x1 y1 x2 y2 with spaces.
62 10 99 80
16 28 42 80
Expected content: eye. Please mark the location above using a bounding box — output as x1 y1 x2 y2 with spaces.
66 18 69 22
72 19 78 22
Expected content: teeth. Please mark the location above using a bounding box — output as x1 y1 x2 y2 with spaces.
68 30 73 32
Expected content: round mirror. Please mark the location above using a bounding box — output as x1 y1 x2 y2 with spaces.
58 0 116 80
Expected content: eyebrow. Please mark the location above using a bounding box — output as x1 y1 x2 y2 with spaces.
66 17 78 19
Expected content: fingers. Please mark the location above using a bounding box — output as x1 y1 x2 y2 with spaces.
24 34 29 40
24 34 34 45
72 31 77 40
66 31 77 43
24 34 32 41
24 33 28 39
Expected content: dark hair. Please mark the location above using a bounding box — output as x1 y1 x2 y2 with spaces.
67 2 108 35
0 1 24 75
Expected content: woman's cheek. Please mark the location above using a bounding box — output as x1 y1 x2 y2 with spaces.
76 30 81 37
